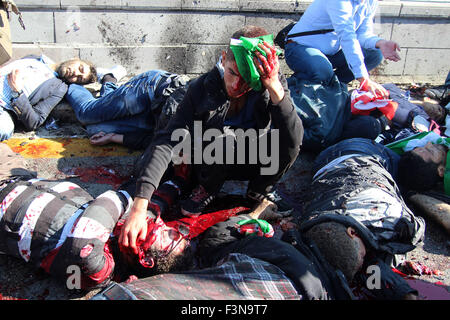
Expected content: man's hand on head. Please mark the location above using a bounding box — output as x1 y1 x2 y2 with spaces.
119 197 149 255
253 41 285 104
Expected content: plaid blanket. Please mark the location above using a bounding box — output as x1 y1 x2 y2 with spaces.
92 253 302 300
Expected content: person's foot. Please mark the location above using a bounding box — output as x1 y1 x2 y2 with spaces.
180 185 216 217
97 65 127 83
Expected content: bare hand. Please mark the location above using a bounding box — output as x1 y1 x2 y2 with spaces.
376 40 401 62
90 131 123 146
119 197 149 255
7 69 25 92
253 41 285 104
358 77 389 99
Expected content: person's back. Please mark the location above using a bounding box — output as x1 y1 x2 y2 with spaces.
301 138 425 266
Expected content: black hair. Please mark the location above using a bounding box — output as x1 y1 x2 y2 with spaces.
225 25 269 61
56 58 98 84
397 151 441 192
304 222 363 283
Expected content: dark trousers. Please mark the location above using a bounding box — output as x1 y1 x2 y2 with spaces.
194 128 297 197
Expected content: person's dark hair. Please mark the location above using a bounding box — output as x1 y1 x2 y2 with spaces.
397 151 441 191
304 222 363 283
125 243 194 279
56 58 97 84
225 25 269 61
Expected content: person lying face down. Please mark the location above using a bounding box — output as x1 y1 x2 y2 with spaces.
93 205 420 300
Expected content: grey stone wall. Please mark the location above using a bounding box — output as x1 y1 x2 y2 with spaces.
8 0 450 84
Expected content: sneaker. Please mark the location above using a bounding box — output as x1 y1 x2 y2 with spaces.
180 185 216 217
96 65 127 83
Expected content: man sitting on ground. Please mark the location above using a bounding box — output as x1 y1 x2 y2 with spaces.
119 25 303 257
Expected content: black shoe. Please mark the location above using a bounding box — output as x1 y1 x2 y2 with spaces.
180 185 216 217
425 86 449 102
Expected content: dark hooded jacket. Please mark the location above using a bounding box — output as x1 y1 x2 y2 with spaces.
300 151 426 266
134 66 303 200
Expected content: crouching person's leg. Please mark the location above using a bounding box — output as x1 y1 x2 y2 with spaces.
246 129 298 219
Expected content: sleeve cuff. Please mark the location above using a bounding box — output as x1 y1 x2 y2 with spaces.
135 181 156 200
364 36 382 50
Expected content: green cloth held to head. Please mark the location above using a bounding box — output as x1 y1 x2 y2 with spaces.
229 34 282 91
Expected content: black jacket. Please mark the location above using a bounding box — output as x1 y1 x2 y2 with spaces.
300 155 426 267
135 66 303 200
121 82 188 150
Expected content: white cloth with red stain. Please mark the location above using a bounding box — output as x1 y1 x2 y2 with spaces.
351 81 398 120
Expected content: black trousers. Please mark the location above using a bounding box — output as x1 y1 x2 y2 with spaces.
194 127 298 198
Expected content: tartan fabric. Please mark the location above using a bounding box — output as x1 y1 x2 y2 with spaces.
108 253 302 300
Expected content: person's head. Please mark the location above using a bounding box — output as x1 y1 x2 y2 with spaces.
398 142 447 191
304 222 366 283
56 58 97 84
221 25 269 98
121 216 193 276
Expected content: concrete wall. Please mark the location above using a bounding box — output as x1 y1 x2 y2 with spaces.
8 0 450 84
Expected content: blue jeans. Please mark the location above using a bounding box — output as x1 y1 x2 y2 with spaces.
285 42 383 84
0 108 15 141
66 70 172 135
313 138 400 178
